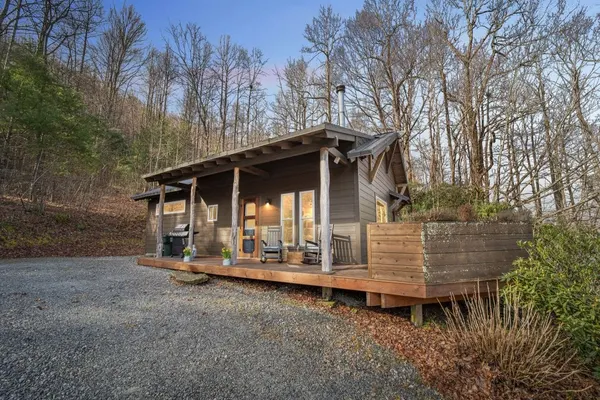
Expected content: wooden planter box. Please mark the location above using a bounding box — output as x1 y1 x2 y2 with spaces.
367 222 532 285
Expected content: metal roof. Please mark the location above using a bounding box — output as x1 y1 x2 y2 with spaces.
347 132 399 159
131 185 182 201
142 123 372 184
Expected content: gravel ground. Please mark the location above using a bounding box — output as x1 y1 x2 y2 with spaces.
0 257 440 400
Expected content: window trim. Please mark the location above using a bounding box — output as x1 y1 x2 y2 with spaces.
299 190 315 245
156 200 186 216
207 204 218 222
375 196 388 223
280 192 295 246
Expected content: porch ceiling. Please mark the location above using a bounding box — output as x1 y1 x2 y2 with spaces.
142 123 371 185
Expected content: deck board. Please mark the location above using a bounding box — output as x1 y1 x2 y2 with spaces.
137 257 498 300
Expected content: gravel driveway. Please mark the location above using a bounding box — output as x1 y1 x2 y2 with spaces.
0 257 439 400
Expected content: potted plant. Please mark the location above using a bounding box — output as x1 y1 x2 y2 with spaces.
221 247 232 266
183 247 193 262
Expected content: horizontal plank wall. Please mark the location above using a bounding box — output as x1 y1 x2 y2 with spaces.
357 152 398 264
422 222 532 284
144 151 362 260
366 221 532 287
367 223 425 283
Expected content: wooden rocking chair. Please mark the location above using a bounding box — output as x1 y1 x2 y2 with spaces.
302 224 334 265
260 226 283 263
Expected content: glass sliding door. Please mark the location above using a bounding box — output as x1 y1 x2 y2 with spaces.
281 193 295 246
299 190 315 245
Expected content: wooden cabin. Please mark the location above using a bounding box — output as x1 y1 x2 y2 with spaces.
132 123 410 266
133 122 531 325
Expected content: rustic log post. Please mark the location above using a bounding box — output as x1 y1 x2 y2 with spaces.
231 167 240 265
320 147 332 273
188 177 197 254
156 184 165 257
411 304 423 327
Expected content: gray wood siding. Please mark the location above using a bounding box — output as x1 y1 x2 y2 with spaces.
143 152 362 262
357 156 398 263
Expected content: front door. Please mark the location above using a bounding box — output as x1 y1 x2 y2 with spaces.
239 198 258 258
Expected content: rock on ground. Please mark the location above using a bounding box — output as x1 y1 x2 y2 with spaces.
170 271 209 285
0 256 440 400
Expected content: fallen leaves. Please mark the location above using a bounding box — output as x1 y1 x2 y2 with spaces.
221 278 599 400
0 195 145 258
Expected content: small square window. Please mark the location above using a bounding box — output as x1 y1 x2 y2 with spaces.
208 205 218 222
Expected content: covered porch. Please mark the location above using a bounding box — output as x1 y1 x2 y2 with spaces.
144 123 367 279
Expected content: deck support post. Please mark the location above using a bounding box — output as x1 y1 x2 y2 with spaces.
156 184 165 257
319 147 332 273
411 304 423 327
231 167 240 265
188 177 197 254
322 287 333 301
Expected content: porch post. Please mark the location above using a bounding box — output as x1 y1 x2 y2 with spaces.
188 177 197 253
320 147 332 273
231 167 240 265
156 184 165 257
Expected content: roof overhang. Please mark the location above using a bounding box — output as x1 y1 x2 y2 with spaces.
347 132 400 160
142 123 370 185
130 185 183 201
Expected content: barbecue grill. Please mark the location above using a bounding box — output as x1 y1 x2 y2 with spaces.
166 224 198 257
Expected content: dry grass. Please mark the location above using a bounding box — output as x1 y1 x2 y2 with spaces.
443 287 589 394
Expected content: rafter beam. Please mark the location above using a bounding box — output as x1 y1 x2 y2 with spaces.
277 141 294 149
215 158 229 165
261 146 275 154
327 147 349 166
240 166 270 178
158 144 323 185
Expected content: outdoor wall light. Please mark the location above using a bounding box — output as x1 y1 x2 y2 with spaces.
265 198 272 205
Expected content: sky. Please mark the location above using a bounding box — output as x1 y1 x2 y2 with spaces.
102 0 366 94
102 0 600 96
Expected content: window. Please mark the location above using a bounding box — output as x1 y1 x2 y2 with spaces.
280 193 295 245
376 197 388 223
299 190 315 245
243 201 256 235
207 204 218 222
156 200 186 215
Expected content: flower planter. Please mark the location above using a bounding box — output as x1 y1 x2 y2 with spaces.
222 258 231 266
183 255 192 262
367 222 532 284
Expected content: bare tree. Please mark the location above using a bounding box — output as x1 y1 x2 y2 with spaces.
302 5 343 123
91 4 146 125
213 35 241 150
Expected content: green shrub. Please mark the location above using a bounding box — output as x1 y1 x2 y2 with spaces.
475 202 512 220
408 183 481 213
403 207 459 222
503 224 600 372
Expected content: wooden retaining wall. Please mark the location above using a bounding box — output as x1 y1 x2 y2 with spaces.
367 222 532 285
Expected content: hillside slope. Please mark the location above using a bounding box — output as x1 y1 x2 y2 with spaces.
0 194 146 258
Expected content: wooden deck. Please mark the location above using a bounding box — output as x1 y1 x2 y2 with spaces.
137 256 499 303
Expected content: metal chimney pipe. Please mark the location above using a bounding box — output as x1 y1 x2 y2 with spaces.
336 84 346 127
